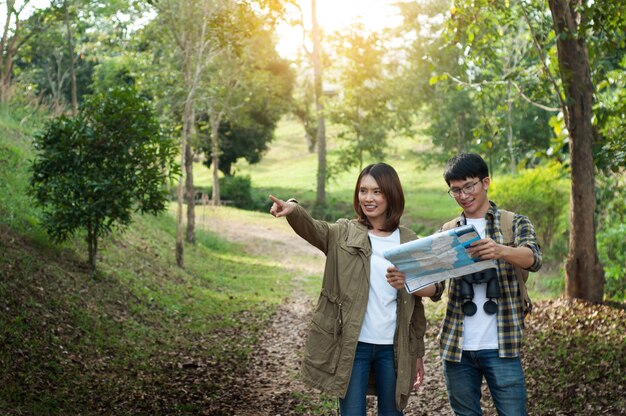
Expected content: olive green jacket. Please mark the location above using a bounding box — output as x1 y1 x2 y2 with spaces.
286 204 427 411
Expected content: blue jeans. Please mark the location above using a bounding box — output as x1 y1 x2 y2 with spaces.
442 349 527 416
340 342 403 416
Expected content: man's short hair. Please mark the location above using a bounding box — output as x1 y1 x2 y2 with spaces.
443 153 489 186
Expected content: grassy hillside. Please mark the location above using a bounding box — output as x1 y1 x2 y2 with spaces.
195 117 460 232
0 110 294 414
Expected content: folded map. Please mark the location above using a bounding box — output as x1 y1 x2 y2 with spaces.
383 224 496 293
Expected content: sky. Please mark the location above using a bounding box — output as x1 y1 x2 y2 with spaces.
275 0 403 58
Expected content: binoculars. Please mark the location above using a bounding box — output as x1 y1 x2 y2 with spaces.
459 268 500 316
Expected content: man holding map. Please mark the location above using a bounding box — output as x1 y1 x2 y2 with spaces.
386 153 542 415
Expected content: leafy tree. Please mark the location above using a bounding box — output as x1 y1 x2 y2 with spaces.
144 0 289 261
595 55 626 173
392 1 483 164
30 85 178 270
202 110 282 177
291 60 318 153
148 0 235 261
326 25 399 174
0 1 51 103
13 0 143 112
546 0 604 302
310 0 327 212
400 0 558 170
441 0 626 302
200 33 293 176
15 8 94 113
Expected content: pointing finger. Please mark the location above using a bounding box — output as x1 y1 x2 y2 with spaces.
269 194 282 204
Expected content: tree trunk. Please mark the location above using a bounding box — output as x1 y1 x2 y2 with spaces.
0 1 36 103
548 0 604 302
87 224 97 271
176 97 195 268
184 142 195 242
210 110 223 206
311 0 326 210
506 80 516 173
0 4 18 103
63 0 78 115
185 107 196 243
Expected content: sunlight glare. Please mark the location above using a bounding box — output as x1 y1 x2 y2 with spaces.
276 0 402 59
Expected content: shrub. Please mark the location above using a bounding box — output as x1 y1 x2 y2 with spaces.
220 175 254 209
490 163 569 257
30 86 179 270
596 223 626 301
595 173 626 301
203 175 264 211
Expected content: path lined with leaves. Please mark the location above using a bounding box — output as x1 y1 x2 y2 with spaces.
198 207 454 415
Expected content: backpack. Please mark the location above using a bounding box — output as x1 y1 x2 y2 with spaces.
441 209 532 316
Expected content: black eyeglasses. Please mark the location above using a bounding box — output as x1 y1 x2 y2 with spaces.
448 180 481 198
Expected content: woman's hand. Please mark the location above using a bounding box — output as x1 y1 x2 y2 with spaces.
269 194 296 218
386 266 406 290
413 357 425 390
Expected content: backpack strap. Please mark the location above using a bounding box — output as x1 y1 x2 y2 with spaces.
441 217 462 232
499 209 532 316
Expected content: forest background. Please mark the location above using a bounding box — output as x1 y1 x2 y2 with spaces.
0 0 625 414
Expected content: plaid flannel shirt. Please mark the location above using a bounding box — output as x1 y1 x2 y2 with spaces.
436 201 542 362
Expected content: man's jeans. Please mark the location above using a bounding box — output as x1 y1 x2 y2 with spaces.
442 349 527 416
339 342 403 416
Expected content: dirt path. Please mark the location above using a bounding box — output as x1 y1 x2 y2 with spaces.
198 207 453 415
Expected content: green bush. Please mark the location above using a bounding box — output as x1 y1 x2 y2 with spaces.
30 86 179 270
203 175 264 211
221 175 254 209
595 173 626 301
490 163 569 257
597 223 626 301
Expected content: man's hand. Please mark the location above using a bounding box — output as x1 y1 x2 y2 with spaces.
466 237 505 260
467 237 535 269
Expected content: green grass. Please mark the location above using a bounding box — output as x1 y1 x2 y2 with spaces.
0 109 294 414
195 117 459 230
0 109 44 236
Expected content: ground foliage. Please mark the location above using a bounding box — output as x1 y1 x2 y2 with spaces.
524 298 626 415
2 215 625 415
0 223 270 415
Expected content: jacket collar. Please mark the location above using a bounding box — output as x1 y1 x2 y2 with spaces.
346 220 371 254
346 220 413 251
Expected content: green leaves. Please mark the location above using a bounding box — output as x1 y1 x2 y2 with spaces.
30 85 179 269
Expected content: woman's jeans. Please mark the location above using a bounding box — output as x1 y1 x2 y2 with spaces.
442 349 527 416
340 342 403 416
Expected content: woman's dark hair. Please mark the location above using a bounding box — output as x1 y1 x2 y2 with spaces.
353 163 404 231
443 153 489 185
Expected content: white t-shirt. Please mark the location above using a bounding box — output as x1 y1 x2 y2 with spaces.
462 217 498 351
359 229 400 344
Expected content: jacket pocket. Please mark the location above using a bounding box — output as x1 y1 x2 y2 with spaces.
303 289 348 374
